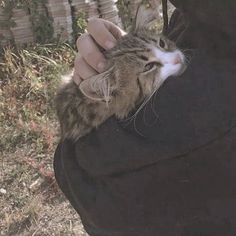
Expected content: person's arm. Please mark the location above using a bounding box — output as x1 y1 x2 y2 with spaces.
67 12 236 177
72 50 235 177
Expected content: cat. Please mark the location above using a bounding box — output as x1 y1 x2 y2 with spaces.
55 4 186 142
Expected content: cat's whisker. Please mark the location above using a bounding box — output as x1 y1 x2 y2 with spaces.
130 89 160 136
143 102 149 126
142 95 159 127
182 50 191 58
182 53 191 65
56 4 188 141
124 86 161 125
133 117 146 137
134 89 158 117
181 48 195 65
150 94 159 121
181 48 195 53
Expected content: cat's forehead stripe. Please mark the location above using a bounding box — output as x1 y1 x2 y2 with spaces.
137 36 150 43
136 54 149 61
150 38 158 43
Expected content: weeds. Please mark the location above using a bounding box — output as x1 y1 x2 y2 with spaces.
0 43 75 153
0 44 87 235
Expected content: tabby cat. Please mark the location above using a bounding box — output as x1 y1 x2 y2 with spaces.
55 4 186 141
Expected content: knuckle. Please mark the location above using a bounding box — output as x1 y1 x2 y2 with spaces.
74 56 83 67
76 33 89 50
75 57 88 75
86 51 98 67
87 17 100 31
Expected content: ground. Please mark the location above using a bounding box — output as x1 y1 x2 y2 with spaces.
0 44 88 235
0 6 174 233
0 146 87 236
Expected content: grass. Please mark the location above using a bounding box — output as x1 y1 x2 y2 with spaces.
0 43 75 153
0 43 88 235
0 4 175 233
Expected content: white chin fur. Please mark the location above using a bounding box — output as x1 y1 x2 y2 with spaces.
160 63 184 81
152 47 186 82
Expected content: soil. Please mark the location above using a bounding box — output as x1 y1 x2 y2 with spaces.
0 145 88 236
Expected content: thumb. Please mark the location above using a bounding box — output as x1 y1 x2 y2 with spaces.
88 18 126 50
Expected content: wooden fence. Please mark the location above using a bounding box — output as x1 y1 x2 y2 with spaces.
0 0 124 46
0 0 171 47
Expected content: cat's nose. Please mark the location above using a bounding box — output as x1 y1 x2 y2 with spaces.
173 53 182 65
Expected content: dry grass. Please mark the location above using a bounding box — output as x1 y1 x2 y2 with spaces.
0 43 74 153
0 44 88 235
0 5 177 233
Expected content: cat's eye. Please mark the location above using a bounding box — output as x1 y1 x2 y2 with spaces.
143 62 162 72
159 38 166 49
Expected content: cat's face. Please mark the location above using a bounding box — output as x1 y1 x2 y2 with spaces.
79 4 186 109
110 30 186 99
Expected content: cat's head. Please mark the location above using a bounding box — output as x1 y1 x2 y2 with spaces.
79 4 186 112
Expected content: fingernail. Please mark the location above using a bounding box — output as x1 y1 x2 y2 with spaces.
105 40 115 49
97 61 106 72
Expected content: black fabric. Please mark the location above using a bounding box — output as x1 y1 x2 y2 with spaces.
54 1 236 235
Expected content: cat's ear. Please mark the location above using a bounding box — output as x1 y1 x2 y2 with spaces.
133 3 158 31
79 68 114 103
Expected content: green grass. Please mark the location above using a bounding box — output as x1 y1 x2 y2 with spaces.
0 43 88 235
0 43 75 153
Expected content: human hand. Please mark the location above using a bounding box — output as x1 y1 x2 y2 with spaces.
73 18 126 85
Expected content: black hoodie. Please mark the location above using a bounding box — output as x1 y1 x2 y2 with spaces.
54 1 236 235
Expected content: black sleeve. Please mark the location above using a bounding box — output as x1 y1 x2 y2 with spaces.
68 51 236 177
55 0 236 177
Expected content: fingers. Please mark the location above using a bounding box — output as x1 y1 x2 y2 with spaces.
105 20 126 39
73 54 98 85
77 33 106 73
74 18 126 84
87 18 125 50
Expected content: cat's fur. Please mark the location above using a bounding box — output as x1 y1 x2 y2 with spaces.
55 4 186 141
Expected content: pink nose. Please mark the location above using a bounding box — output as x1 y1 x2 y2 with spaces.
173 54 182 65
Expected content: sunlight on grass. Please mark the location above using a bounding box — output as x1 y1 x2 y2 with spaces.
0 43 75 153
0 43 88 235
